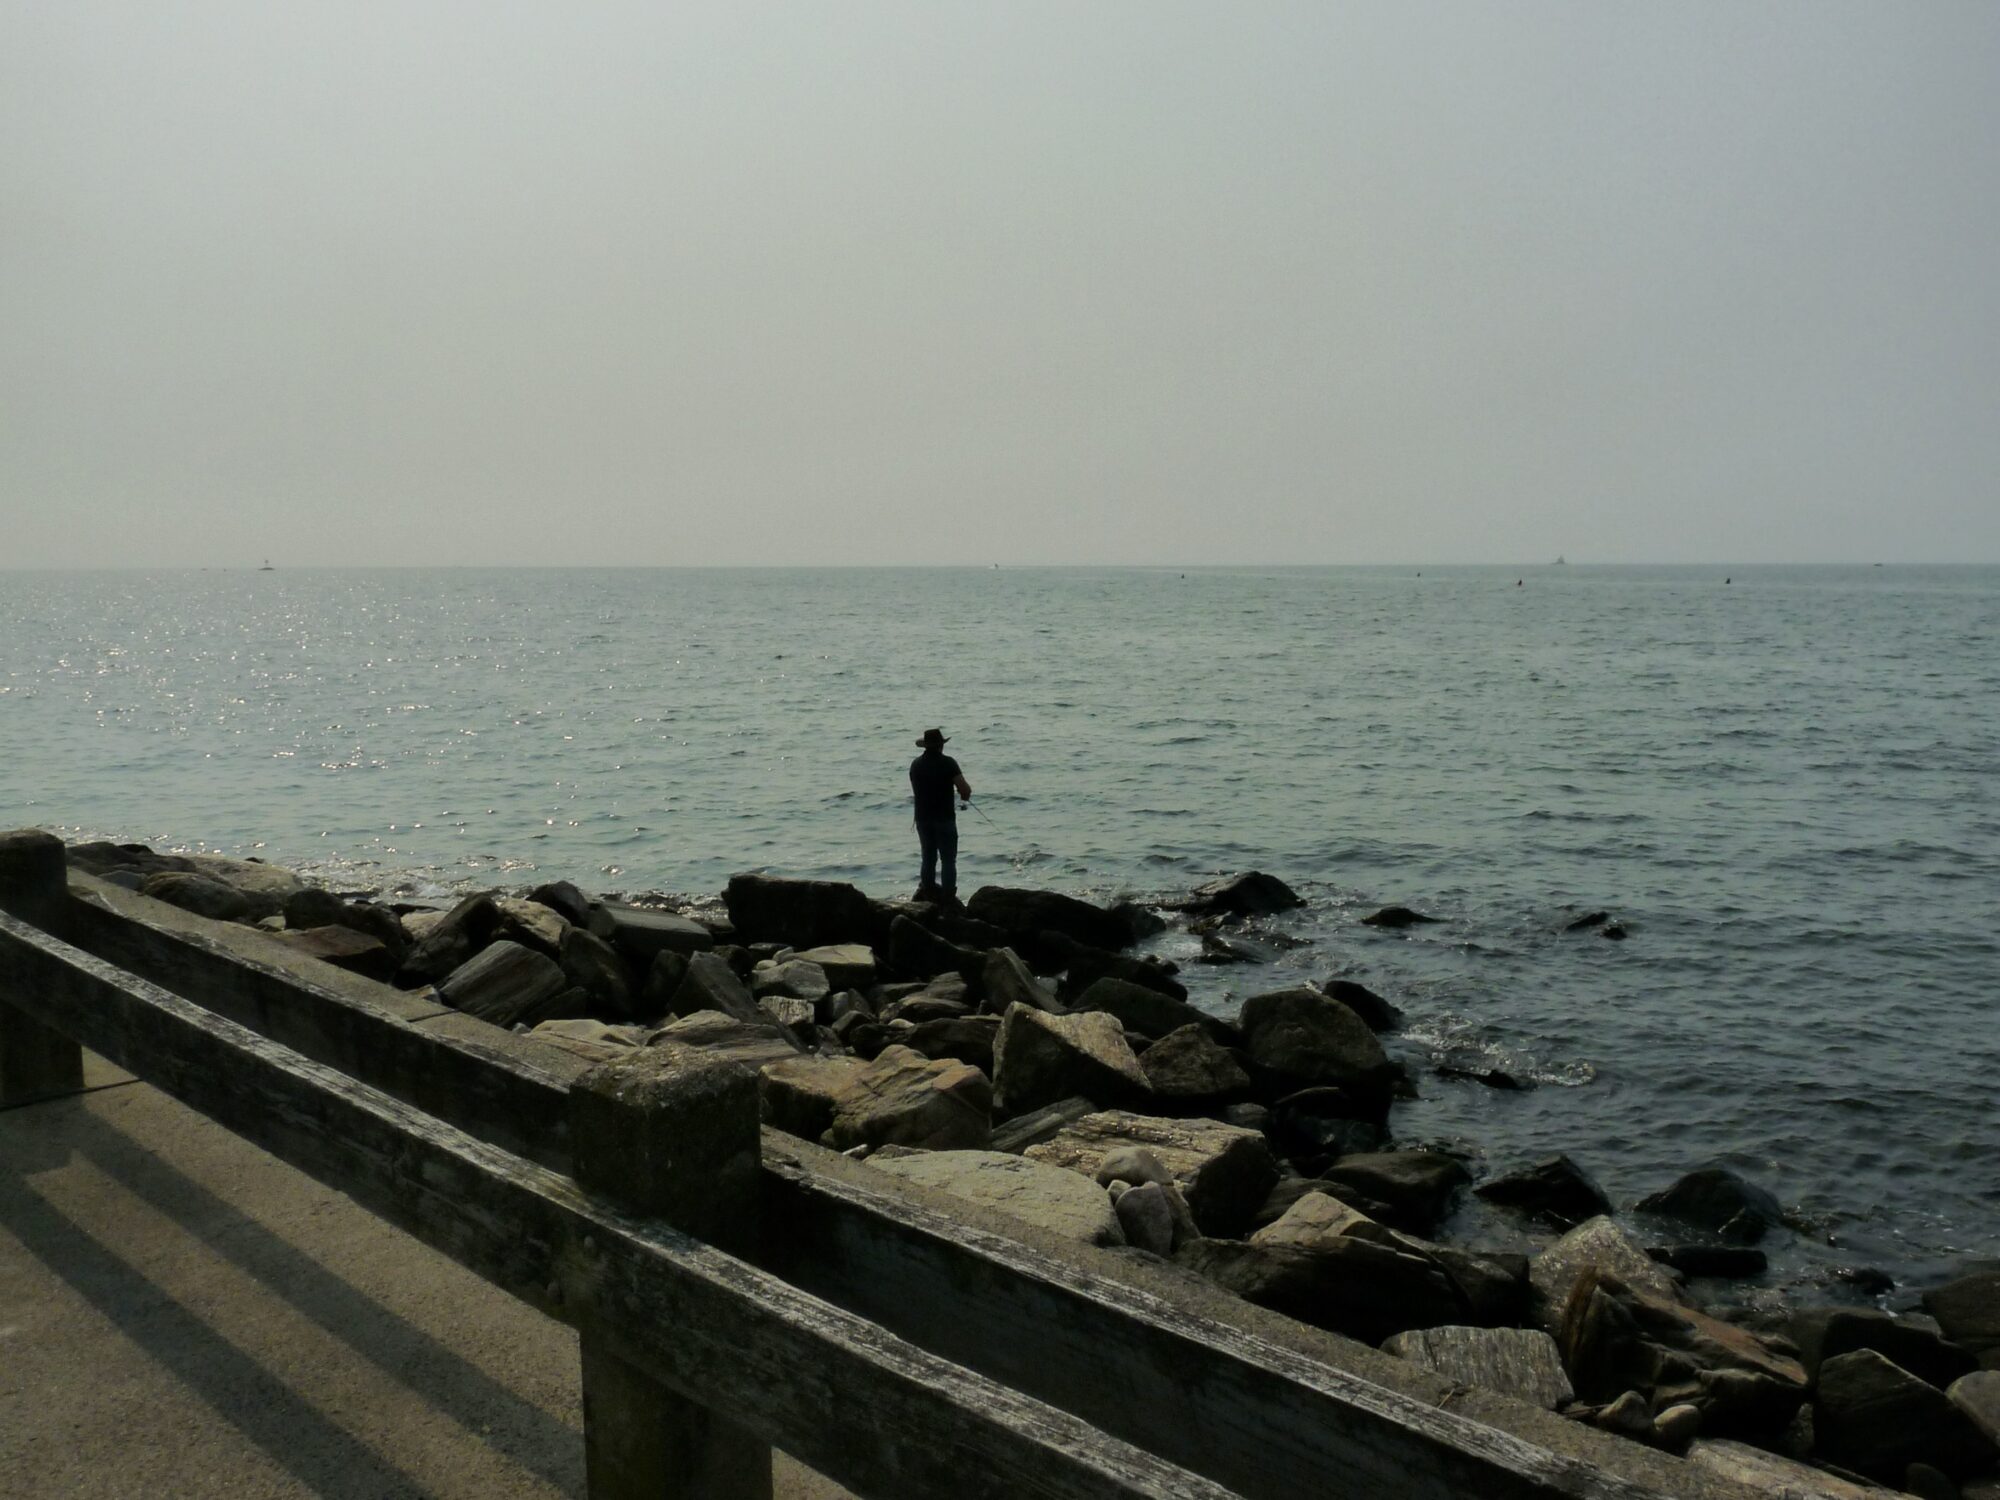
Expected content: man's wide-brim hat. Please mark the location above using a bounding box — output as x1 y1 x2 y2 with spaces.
916 728 949 747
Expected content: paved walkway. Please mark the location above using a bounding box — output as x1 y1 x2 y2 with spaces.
0 1056 850 1500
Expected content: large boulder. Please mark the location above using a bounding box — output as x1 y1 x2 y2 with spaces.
1475 1155 1613 1229
1138 1025 1250 1108
823 1046 992 1152
789 944 877 991
1180 871 1303 918
749 958 831 1004
559 927 639 1019
1815 1349 1996 1483
1026 1111 1277 1237
967 886 1130 954
1527 1215 1682 1327
992 1005 1149 1116
668 951 765 1025
1319 1151 1472 1235
1949 1369 2000 1448
724 874 874 950
650 1010 802 1071
1382 1326 1575 1411
1236 987 1401 1107
1070 977 1224 1043
139 872 260 924
399 894 505 984
886 915 987 985
981 947 1058 1014
869 1150 1124 1247
759 1055 866 1140
904 1015 1002 1076
1316 979 1402 1034
1791 1307 1980 1390
590 904 715 966
1559 1271 1807 1436
1635 1166 1785 1245
1925 1268 2000 1371
437 940 575 1028
528 879 593 927
182 855 305 919
1250 1190 1393 1248
276 925 397 982
493 897 570 958
1046 934 1188 1003
1177 1236 1467 1345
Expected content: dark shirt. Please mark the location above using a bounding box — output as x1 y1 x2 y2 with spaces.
909 751 962 822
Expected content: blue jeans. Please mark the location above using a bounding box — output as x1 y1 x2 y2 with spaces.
916 818 958 894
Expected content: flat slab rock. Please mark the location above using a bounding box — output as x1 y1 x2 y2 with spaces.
868 1149 1125 1248
1026 1110 1277 1237
1381 1325 1575 1411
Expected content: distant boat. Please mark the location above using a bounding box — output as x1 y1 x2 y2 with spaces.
258 559 274 571
1553 555 1566 565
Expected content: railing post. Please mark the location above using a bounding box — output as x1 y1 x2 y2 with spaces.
568 1042 772 1500
0 829 85 1105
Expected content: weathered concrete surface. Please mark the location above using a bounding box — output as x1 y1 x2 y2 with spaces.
0 1060 851 1499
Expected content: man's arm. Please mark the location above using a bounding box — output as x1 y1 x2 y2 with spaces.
954 773 972 801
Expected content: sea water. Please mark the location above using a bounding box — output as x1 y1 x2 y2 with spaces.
3 565 1995 1295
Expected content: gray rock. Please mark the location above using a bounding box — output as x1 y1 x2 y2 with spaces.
1026 1110 1278 1237
1138 1024 1251 1106
1528 1216 1683 1327
139 871 260 924
1792 1307 1980 1389
1475 1154 1614 1229
750 958 831 1004
1816 1349 1996 1482
1181 871 1303 918
181 854 305 918
437 939 574 1028
871 1149 1124 1247
1381 1326 1574 1410
1095 1146 1174 1189
1948 1369 2000 1447
493 897 570 957
668 951 764 1025
1177 1234 1466 1344
639 949 690 1016
399 894 505 984
1925 1269 2000 1371
1651 1403 1701 1450
759 1054 866 1140
1250 1190 1389 1247
967 885 1130 953
559 927 638 1019
982 946 1058 1014
1071 977 1225 1042
757 996 818 1038
1319 1150 1471 1234
1594 1390 1655 1438
590 904 716 965
790 943 877 991
992 1004 1149 1116
275 925 396 982
1114 1182 1178 1255
1636 1166 1785 1245
987 1095 1096 1155
1361 905 1441 928
528 879 593 926
1560 1271 1808 1435
650 1009 802 1071
823 1045 992 1152
904 1014 1001 1075
1236 986 1401 1107
724 873 874 950
886 914 986 984
1315 979 1402 1033
1901 1462 1958 1500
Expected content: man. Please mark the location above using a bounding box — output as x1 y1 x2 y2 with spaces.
909 727 972 899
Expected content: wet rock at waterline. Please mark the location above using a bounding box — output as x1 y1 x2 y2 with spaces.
1636 1166 1785 1245
1361 906 1441 929
1475 1155 1614 1230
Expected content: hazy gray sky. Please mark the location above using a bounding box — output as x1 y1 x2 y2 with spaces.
5 3 1997 566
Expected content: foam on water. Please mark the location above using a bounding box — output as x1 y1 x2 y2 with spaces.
4 564 1996 1292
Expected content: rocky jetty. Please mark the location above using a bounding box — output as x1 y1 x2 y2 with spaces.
65 837 2000 1497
